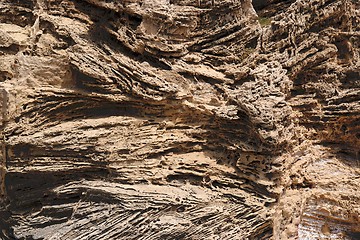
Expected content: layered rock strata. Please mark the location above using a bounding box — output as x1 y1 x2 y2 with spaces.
0 0 359 239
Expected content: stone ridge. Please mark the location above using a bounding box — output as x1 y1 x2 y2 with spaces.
0 0 359 239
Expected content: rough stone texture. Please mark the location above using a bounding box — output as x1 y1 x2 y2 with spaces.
0 0 359 239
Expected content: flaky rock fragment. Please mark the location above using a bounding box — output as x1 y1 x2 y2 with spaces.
0 0 359 239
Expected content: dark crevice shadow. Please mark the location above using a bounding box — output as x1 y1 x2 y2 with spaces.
0 167 110 240
321 142 360 168
252 0 296 18
0 0 35 27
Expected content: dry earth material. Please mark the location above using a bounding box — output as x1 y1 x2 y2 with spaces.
0 0 359 239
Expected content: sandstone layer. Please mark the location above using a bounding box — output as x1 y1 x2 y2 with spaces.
0 0 359 239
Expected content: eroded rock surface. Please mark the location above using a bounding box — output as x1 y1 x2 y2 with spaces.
0 0 359 239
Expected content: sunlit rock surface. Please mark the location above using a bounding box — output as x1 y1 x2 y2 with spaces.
0 0 359 239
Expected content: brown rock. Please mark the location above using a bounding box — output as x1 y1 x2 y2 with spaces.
0 0 359 239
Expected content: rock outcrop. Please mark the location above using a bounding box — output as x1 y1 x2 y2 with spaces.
0 0 359 239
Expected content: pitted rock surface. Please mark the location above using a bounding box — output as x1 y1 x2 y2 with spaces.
0 0 359 239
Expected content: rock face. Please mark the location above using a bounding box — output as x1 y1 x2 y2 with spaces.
0 0 359 239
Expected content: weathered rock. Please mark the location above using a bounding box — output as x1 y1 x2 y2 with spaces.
0 0 359 239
